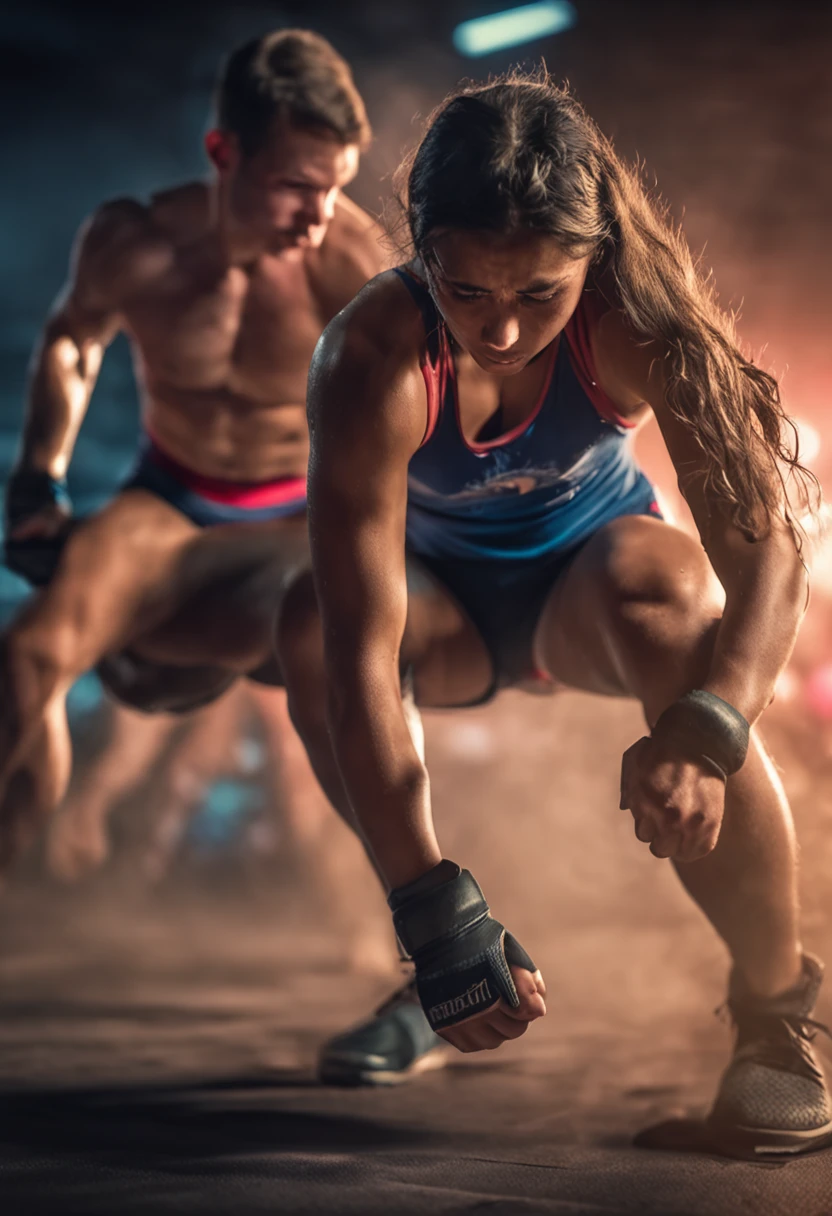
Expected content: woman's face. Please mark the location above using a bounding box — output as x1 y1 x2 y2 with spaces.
427 229 591 375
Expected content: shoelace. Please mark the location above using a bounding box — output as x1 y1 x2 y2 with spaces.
716 1002 832 1081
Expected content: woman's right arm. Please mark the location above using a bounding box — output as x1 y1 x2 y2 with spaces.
306 298 441 889
307 291 547 1050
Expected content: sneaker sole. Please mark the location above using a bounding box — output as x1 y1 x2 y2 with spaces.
318 1043 451 1088
708 1116 832 1159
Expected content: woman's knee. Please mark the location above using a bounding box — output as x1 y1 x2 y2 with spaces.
595 518 722 699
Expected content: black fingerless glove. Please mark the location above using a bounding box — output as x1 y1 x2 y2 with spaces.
651 689 750 779
389 860 537 1032
4 467 72 586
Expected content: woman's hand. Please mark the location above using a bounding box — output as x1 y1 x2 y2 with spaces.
619 735 727 862
437 962 547 1052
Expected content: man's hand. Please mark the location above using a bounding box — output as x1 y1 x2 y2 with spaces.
619 735 727 863
4 467 73 585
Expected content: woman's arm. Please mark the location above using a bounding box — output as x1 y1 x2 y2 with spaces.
596 309 806 726
306 290 546 1050
306 295 439 889
595 310 807 863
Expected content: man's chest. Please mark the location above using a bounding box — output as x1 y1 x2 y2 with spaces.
122 258 333 397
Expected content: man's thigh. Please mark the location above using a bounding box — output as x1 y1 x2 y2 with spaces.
129 513 310 672
10 489 199 669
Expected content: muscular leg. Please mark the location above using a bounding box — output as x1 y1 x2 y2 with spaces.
0 494 307 872
0 490 200 867
534 514 801 999
248 682 396 973
0 698 72 873
47 707 178 881
141 686 246 881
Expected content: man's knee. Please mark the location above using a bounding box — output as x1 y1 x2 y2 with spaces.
96 651 237 715
274 572 327 734
275 572 321 674
0 621 78 707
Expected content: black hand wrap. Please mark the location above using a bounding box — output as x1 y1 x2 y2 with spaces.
651 689 750 780
389 861 536 1032
4 468 72 586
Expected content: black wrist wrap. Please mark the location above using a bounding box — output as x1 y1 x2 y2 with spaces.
4 469 72 587
389 862 536 1032
651 689 750 779
6 468 71 519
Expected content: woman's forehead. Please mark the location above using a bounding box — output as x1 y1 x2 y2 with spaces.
431 229 585 285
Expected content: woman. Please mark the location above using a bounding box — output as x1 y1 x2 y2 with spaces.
279 75 829 1156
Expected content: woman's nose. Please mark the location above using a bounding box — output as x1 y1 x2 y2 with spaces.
481 312 520 352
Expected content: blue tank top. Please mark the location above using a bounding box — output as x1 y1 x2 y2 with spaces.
397 268 654 562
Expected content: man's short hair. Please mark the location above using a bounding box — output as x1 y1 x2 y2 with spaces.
217 29 372 155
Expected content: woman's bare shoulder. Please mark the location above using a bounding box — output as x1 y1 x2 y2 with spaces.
317 269 427 371
310 270 430 451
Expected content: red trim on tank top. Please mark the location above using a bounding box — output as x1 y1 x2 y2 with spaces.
448 336 559 454
417 339 445 448
143 431 306 508
563 291 637 429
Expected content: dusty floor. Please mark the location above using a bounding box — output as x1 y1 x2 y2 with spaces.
2 691 832 1214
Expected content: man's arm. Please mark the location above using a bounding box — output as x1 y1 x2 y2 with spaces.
4 200 147 583
19 200 143 484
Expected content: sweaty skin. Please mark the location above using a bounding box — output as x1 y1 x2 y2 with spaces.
300 228 807 1051
0 122 390 870
23 134 379 486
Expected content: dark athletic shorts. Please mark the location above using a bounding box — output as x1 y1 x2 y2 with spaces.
410 487 663 704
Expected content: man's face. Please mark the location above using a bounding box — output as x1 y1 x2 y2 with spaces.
224 120 360 253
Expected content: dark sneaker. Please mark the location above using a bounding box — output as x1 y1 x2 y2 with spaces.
708 953 832 1157
318 978 449 1086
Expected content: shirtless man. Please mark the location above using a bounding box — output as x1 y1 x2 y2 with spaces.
0 29 389 869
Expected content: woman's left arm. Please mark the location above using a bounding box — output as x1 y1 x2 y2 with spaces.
596 309 808 725
649 371 806 727
595 311 808 861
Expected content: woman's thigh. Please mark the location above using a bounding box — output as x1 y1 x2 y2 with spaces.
278 556 495 712
532 515 723 701
402 557 494 708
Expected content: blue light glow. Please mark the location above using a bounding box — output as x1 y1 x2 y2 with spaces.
453 2 577 57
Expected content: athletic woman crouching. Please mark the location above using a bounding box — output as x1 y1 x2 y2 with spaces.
278 74 830 1157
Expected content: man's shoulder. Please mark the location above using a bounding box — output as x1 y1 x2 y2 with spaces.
147 182 212 244
80 196 154 255
322 194 393 277
75 183 209 291
88 183 210 253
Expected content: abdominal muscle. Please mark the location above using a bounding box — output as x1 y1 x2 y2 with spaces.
140 380 310 484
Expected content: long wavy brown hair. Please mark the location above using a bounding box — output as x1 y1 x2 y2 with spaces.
395 71 818 549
